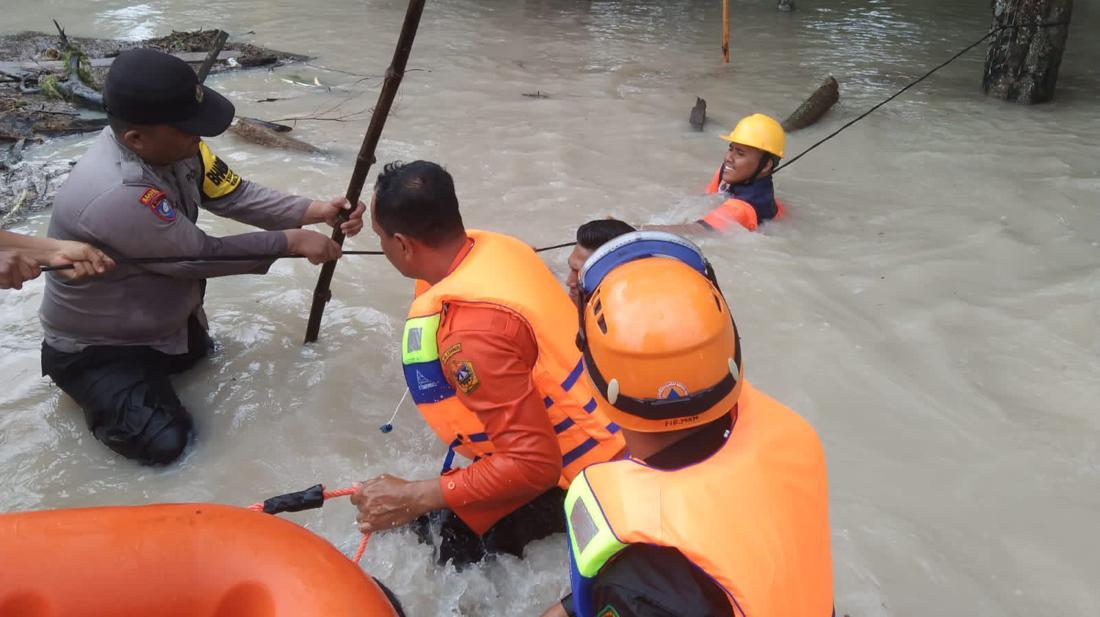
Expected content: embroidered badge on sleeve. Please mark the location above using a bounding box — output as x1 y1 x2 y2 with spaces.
450 359 480 395
139 188 175 222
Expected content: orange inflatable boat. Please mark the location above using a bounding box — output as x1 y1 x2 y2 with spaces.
0 503 401 617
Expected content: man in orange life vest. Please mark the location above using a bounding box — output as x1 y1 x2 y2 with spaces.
645 113 785 235
351 161 624 566
541 231 834 617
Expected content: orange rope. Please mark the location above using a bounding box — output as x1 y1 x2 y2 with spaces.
248 485 370 563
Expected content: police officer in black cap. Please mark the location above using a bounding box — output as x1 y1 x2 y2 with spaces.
39 48 366 465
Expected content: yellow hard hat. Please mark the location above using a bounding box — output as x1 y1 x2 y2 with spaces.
576 232 743 433
719 113 785 158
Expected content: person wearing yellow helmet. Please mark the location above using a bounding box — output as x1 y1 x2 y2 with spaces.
540 231 833 617
646 113 786 235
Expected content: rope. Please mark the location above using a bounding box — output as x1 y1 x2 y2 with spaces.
41 244 575 272
774 20 1072 173
533 241 576 253
379 388 409 433
248 484 370 564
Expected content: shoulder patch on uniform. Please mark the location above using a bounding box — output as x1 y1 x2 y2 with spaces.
198 141 242 200
450 359 480 395
440 343 462 364
139 188 165 206
597 605 621 617
139 189 175 222
150 196 176 222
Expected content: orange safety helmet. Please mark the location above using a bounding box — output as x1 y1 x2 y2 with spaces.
575 232 742 433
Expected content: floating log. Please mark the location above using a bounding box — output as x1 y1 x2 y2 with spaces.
781 75 839 132
227 116 321 153
0 108 106 141
0 50 247 79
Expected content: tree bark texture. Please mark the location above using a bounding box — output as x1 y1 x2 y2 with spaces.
983 0 1073 104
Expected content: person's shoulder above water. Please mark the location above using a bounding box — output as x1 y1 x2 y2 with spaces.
52 129 132 213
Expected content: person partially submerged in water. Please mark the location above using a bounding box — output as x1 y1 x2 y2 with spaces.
645 113 786 235
565 219 636 302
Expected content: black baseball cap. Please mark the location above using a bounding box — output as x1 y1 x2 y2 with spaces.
104 48 235 136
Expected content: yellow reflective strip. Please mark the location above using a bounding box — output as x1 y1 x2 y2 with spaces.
402 314 442 364
566 472 627 578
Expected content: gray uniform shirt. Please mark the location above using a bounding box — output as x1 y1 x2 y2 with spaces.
40 128 312 354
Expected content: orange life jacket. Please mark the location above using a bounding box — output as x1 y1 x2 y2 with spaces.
401 230 624 492
565 382 833 617
704 168 785 231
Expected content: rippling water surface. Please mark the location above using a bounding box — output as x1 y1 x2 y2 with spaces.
2 1 1098 615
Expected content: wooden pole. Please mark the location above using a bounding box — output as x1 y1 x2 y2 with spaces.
303 0 427 343
722 0 730 63
196 30 229 83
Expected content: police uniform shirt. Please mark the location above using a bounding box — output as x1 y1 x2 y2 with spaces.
40 128 312 354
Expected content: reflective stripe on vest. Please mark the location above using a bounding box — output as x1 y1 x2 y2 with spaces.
402 314 455 405
400 230 625 488
565 470 627 617
565 383 834 617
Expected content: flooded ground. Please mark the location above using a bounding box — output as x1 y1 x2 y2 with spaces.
2 0 1099 614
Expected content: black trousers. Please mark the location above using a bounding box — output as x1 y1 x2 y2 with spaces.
412 487 567 568
41 317 212 465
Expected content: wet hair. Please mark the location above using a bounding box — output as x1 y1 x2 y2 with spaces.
374 160 464 247
576 219 636 251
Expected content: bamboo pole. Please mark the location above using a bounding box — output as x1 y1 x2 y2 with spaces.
723 0 730 63
303 0 427 343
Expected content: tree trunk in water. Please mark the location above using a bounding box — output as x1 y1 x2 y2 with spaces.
983 0 1073 104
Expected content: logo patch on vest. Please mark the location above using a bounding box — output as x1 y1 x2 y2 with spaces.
597 606 621 617
441 343 462 364
415 369 438 392
450 359 480 395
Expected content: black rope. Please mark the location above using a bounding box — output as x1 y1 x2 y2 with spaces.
41 244 575 272
774 20 1071 174
40 250 382 272
534 241 576 253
